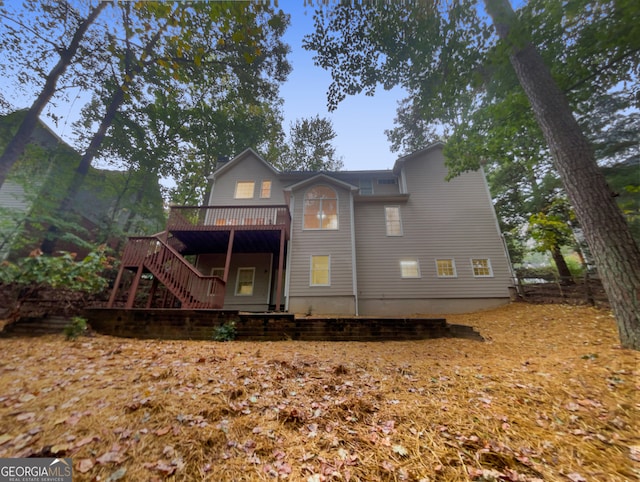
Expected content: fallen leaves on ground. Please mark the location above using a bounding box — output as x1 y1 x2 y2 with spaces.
0 303 638 481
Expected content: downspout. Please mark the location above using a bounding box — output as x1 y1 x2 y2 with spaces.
284 194 294 312
350 190 359 315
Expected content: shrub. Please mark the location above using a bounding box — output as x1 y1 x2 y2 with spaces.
213 321 237 342
63 316 88 340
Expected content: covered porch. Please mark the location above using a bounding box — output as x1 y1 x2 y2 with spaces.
107 205 290 311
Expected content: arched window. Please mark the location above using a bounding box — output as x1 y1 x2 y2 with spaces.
303 185 338 230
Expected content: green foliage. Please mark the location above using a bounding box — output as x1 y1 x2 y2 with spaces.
564 254 585 278
63 316 88 340
528 212 574 254
213 321 236 342
0 247 111 293
276 115 344 172
70 0 292 208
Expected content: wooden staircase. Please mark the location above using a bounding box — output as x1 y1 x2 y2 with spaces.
119 234 225 309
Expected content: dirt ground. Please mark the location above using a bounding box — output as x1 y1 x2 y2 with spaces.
0 302 638 481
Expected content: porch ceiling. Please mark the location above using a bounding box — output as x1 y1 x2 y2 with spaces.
171 229 285 255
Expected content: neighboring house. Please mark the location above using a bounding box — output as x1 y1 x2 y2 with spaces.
111 143 514 315
0 111 165 260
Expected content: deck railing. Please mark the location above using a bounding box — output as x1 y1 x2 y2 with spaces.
168 205 290 234
121 235 225 309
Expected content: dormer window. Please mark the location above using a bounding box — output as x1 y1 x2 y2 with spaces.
303 185 338 230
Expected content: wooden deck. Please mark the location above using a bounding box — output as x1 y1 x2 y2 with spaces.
85 308 484 342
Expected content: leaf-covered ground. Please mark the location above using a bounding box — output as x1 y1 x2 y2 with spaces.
0 303 638 481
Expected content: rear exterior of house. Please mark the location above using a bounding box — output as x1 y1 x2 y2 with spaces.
110 143 513 315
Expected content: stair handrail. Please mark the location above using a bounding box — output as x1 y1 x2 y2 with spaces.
148 234 225 308
123 234 225 308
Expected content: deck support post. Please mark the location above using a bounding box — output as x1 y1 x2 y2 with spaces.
107 264 125 308
275 228 285 311
126 265 144 309
223 229 235 283
146 277 159 308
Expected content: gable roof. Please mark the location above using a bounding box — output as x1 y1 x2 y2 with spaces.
208 148 280 180
283 172 359 193
392 142 445 174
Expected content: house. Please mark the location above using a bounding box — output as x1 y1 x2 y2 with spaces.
109 143 514 315
0 111 165 260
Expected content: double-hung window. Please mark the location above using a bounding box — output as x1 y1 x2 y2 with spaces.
435 259 457 277
471 258 493 277
303 186 338 230
260 180 272 198
385 206 402 236
235 267 255 295
359 179 373 195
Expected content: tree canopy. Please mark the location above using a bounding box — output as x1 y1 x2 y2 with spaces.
275 115 343 172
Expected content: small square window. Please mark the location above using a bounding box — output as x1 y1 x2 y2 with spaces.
235 267 255 295
385 206 402 236
471 258 493 277
235 181 255 199
260 180 272 198
436 259 457 277
310 255 330 286
400 259 420 278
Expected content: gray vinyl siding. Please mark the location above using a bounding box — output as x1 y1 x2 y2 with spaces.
196 252 273 310
208 155 285 205
288 183 354 297
355 148 510 301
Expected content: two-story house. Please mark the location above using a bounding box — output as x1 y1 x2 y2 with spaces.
109 143 513 315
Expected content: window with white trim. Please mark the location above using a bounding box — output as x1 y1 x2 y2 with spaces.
400 259 421 278
385 206 403 236
303 186 338 230
235 267 255 295
208 267 225 295
234 181 255 199
435 259 457 278
471 258 493 277
377 178 397 185
260 180 272 198
310 255 330 286
359 179 373 195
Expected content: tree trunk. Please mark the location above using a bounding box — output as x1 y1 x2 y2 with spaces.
485 0 640 349
0 2 107 188
40 87 125 255
41 21 168 254
550 244 574 286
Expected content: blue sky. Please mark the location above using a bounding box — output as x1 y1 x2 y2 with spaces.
274 4 406 171
3 2 405 172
